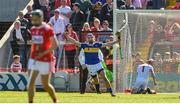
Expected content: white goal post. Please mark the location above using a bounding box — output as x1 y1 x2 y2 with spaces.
113 7 180 93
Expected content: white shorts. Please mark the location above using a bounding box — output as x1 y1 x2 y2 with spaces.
133 80 148 90
28 58 51 75
86 62 103 76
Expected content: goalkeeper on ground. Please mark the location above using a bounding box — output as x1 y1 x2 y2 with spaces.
132 59 157 94
65 33 120 96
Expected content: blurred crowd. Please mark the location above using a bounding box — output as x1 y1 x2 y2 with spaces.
32 0 113 26
9 0 114 72
132 15 180 74
133 51 180 74
117 0 180 9
7 0 180 72
147 17 180 43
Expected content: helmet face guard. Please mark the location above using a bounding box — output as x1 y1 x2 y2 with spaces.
31 9 44 26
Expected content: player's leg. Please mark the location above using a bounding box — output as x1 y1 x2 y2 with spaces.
138 85 147 94
80 67 89 94
132 81 146 94
131 89 138 94
27 70 39 103
98 69 115 96
36 61 58 103
131 80 141 94
41 73 58 103
88 77 96 91
144 82 157 94
86 64 101 94
91 75 101 94
146 87 156 94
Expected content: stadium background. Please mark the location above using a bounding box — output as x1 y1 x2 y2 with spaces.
0 0 179 94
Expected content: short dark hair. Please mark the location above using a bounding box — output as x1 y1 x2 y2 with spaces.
73 3 80 8
31 9 44 18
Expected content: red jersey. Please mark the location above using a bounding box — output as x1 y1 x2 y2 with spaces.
64 31 78 51
30 23 54 62
54 0 71 9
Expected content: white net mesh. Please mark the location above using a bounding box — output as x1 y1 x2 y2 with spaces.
114 10 180 93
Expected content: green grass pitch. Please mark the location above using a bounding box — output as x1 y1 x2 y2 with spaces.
0 91 180 103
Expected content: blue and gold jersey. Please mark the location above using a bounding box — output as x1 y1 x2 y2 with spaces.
80 43 103 65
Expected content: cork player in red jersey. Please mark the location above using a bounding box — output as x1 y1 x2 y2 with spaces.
27 10 59 103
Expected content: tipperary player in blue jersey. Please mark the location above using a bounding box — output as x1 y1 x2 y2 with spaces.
65 32 120 97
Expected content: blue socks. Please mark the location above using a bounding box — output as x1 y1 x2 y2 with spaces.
107 88 113 93
95 84 100 93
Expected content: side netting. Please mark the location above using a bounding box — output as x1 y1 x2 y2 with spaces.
114 10 180 93
113 12 133 92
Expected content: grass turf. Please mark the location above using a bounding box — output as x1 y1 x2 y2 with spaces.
0 91 180 103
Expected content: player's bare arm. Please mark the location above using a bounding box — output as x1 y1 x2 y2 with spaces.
35 36 59 59
150 70 157 85
64 32 81 47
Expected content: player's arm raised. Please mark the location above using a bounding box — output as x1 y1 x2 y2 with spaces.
64 31 81 47
101 36 120 48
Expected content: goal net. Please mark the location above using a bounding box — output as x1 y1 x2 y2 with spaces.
113 10 180 93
